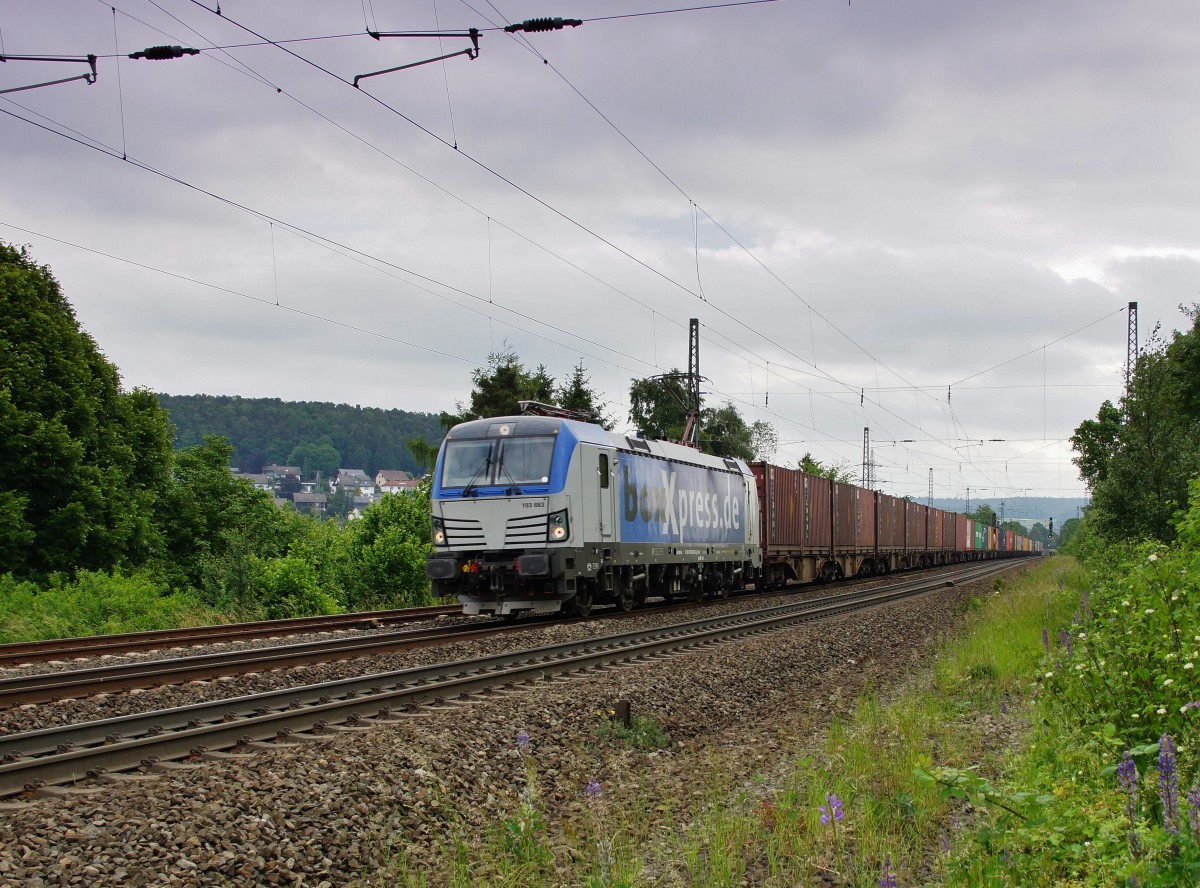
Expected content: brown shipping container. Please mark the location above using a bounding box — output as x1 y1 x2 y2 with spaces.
906 502 928 549
942 511 956 551
805 473 832 550
877 493 903 551
929 508 944 550
955 514 970 550
855 488 877 550
751 463 803 552
833 481 857 551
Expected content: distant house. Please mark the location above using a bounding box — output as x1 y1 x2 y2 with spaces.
292 492 327 515
376 469 420 493
263 465 301 479
237 473 272 492
335 468 375 495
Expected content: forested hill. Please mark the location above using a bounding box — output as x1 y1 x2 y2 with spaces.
156 394 443 477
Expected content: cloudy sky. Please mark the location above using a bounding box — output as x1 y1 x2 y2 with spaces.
3 0 1198 507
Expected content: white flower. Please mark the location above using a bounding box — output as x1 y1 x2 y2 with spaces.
1122 671 1129 676
1145 609 1155 615
1122 600 1131 607
1149 552 1158 562
1078 632 1087 639
1163 678 1175 687
1172 594 1180 601
1184 663 1194 670
1075 664 1084 671
1133 713 1140 719
1045 671 1054 679
1158 707 1167 715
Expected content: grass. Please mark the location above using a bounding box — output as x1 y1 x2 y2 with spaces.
365 557 1083 886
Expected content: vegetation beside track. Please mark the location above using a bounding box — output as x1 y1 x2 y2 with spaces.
371 544 1196 887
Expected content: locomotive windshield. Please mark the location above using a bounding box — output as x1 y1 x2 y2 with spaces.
440 436 555 489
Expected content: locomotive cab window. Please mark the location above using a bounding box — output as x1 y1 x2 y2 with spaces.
599 453 609 489
440 436 556 488
497 437 554 484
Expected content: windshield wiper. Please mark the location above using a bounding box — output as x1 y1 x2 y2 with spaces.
461 454 492 498
495 458 522 496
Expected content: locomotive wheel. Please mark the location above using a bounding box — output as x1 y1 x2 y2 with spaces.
616 582 635 613
571 583 595 618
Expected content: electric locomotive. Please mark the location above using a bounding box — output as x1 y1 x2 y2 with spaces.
425 405 762 617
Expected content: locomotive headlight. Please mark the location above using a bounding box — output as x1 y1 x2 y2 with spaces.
547 508 569 541
432 516 446 545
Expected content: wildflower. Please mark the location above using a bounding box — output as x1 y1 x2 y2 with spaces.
1122 600 1131 607
586 777 601 800
1163 678 1175 687
1118 751 1142 857
1145 609 1155 615
819 792 845 825
516 730 530 752
1045 671 1054 679
1186 663 1195 670
1059 630 1074 658
1182 701 1200 712
1158 735 1180 834
1157 707 1167 715
1042 627 1050 654
1149 552 1158 562
878 855 898 888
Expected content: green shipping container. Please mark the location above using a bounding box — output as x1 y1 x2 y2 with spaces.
973 522 986 550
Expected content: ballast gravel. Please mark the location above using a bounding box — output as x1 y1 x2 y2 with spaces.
0 567 1028 887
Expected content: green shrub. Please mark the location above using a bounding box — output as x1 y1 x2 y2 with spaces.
0 569 220 642
250 554 338 619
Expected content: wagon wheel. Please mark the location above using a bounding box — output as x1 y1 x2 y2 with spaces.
616 579 636 613
570 582 595 618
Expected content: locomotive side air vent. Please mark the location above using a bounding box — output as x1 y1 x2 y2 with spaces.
625 437 652 452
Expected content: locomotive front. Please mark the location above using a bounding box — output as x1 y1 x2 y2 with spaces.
425 415 586 616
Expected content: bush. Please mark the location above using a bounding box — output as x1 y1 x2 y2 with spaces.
250 555 338 619
0 569 220 642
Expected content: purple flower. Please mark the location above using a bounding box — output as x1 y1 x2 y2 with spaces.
516 730 530 752
586 777 601 799
1042 626 1050 654
878 855 897 888
1158 734 1180 833
1000 696 1008 715
1117 752 1138 793
1058 629 1073 658
1183 701 1200 712
819 792 844 825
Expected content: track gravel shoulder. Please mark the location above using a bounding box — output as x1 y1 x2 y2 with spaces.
0 569 1026 887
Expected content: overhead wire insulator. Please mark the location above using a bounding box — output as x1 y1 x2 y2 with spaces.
128 45 201 61
504 17 582 33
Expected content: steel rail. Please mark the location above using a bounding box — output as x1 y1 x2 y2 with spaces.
0 617 540 709
0 561 1001 706
0 605 464 666
0 561 1019 798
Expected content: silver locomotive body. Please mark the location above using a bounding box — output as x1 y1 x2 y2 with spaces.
425 415 762 616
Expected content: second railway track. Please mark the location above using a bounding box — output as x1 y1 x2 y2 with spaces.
0 560 1020 799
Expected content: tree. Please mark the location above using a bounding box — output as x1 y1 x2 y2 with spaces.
440 349 556 429
287 438 341 481
967 504 998 526
343 484 434 610
798 453 855 484
699 402 754 460
155 435 290 602
628 372 690 441
0 242 174 578
1057 516 1082 548
749 421 778 462
556 361 613 429
1071 308 1200 543
405 435 440 476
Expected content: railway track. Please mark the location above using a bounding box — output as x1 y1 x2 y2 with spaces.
0 604 464 667
0 560 1020 799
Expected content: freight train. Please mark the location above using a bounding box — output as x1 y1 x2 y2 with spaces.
425 411 1039 617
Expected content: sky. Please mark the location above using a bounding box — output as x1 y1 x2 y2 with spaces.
2 0 1198 510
